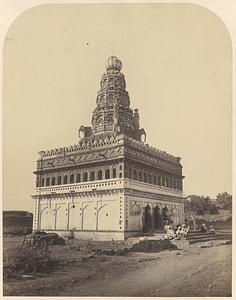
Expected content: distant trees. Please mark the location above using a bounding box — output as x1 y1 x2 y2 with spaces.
216 192 232 210
185 195 218 216
184 192 232 216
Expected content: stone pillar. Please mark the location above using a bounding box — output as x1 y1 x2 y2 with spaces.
109 165 113 179
141 203 145 232
151 205 155 231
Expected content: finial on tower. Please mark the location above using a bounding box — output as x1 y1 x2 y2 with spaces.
106 56 122 71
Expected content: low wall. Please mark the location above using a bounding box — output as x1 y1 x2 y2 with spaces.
42 230 145 241
73 231 126 241
124 231 142 239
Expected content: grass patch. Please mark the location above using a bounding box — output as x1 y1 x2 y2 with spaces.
3 243 55 279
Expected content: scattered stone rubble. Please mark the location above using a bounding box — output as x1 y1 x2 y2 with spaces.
129 239 177 253
23 231 65 247
67 238 178 256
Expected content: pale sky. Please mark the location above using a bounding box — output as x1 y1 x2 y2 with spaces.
3 4 232 212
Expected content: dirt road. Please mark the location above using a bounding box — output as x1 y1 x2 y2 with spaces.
4 237 231 297
60 244 231 297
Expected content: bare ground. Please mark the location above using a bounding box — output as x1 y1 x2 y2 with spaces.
3 237 232 297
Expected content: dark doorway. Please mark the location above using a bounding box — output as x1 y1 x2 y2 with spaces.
162 206 171 225
154 205 163 230
143 205 152 232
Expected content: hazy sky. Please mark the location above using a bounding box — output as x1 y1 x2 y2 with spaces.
3 4 232 212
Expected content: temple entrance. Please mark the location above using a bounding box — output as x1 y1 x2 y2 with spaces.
162 206 171 225
143 205 152 232
154 205 163 230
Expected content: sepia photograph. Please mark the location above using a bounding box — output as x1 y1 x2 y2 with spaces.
2 2 233 297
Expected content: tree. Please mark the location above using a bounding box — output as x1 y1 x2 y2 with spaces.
186 195 219 215
216 192 232 210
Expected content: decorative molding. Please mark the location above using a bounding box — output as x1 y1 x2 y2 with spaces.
130 201 142 216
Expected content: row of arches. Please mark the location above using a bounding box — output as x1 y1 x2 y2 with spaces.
37 165 182 191
39 168 122 187
143 205 180 232
127 168 182 190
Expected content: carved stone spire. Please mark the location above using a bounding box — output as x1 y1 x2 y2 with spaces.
91 56 146 142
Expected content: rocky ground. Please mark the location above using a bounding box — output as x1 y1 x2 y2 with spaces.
3 235 232 297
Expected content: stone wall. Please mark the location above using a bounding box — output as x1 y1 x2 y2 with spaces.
33 178 184 240
34 189 124 235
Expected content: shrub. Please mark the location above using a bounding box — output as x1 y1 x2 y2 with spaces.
3 243 55 279
130 239 177 253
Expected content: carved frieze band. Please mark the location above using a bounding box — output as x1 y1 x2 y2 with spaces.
32 187 184 204
124 188 184 203
36 153 124 174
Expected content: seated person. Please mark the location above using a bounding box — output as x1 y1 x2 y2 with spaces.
200 223 208 233
164 224 169 234
162 225 175 240
167 225 175 239
208 225 216 234
175 226 183 239
181 224 188 237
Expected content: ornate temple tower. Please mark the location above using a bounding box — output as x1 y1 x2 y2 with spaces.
32 56 185 240
80 56 146 142
92 56 132 135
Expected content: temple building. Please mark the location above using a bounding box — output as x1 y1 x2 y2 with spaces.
32 56 185 240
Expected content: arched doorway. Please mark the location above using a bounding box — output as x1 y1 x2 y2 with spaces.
154 205 163 230
143 204 152 232
162 206 171 225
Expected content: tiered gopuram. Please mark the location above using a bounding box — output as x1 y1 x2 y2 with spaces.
32 56 185 240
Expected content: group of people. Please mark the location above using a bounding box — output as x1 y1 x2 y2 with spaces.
200 223 216 234
163 222 190 240
161 221 216 240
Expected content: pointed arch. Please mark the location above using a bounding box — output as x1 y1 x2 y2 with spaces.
46 177 50 186
154 205 163 230
138 171 142 182
63 175 68 184
83 172 88 182
105 169 110 179
70 174 74 184
90 171 95 181
51 177 56 186
76 173 81 183
143 204 152 232
98 170 103 180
